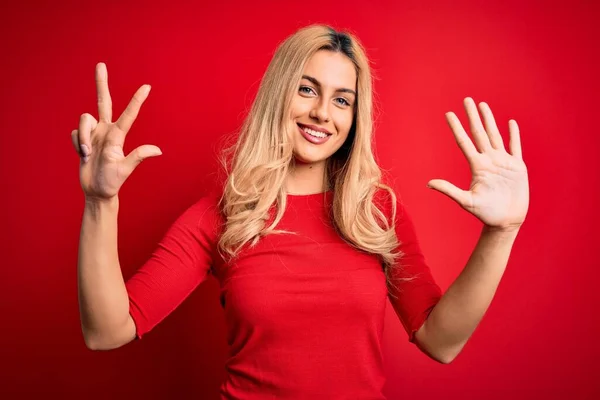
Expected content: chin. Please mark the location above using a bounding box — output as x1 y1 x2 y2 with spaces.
292 151 329 166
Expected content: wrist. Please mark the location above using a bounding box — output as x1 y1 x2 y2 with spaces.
84 195 119 211
482 224 520 238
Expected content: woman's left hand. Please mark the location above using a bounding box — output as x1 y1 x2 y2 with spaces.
427 97 529 232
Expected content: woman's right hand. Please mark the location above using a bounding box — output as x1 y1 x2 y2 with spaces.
71 62 162 202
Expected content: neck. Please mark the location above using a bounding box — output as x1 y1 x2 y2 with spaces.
285 159 329 195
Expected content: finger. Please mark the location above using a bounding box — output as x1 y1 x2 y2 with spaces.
463 97 491 152
508 119 522 159
114 85 151 134
445 112 478 163
78 113 98 163
121 144 162 177
96 62 113 122
71 129 81 155
478 102 505 150
427 179 471 209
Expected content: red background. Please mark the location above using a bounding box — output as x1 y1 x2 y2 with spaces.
1 0 598 398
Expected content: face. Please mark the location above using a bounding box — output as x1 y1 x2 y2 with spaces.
289 50 357 167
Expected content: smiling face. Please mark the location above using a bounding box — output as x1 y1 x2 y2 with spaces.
289 50 357 167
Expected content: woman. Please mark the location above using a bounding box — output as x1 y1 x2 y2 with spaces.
74 25 529 399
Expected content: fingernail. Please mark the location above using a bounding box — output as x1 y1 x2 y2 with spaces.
82 155 89 163
80 144 90 157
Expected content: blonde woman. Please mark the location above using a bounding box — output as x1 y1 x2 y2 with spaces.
74 25 529 399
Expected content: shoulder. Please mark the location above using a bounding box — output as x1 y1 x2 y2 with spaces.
173 190 224 235
189 190 222 215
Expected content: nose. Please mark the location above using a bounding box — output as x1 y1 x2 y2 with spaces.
309 99 330 123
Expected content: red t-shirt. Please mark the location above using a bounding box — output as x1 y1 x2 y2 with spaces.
125 189 442 399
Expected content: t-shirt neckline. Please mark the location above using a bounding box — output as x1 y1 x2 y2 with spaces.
286 190 332 198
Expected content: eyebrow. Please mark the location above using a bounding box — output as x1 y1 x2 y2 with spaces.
301 75 356 96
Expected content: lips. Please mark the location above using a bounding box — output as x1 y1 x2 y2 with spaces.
297 123 332 145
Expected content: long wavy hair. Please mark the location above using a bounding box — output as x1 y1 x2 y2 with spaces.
217 24 407 292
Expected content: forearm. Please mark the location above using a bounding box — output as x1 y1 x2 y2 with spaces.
78 196 131 347
416 225 519 363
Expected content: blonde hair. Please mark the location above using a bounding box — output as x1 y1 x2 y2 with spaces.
217 24 406 292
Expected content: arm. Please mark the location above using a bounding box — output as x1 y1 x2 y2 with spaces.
124 194 220 340
78 196 136 350
79 192 219 350
414 225 519 363
74 63 159 350
419 98 529 363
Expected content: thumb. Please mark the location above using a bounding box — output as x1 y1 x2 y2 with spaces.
427 179 469 208
122 144 162 176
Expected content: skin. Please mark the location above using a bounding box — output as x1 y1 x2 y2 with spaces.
285 50 357 195
73 61 530 361
416 98 529 363
281 50 531 363
73 63 155 350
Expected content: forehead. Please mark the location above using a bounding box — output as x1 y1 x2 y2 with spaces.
302 50 357 91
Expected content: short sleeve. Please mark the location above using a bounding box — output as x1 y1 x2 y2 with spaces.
376 188 442 343
125 193 221 339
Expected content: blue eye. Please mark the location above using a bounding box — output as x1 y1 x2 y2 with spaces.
299 86 316 95
299 85 351 107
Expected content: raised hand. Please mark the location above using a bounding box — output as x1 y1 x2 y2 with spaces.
71 62 162 202
427 97 529 232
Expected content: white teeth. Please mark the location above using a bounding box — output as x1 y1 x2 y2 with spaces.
303 127 328 138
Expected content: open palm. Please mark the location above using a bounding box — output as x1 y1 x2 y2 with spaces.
428 97 529 231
